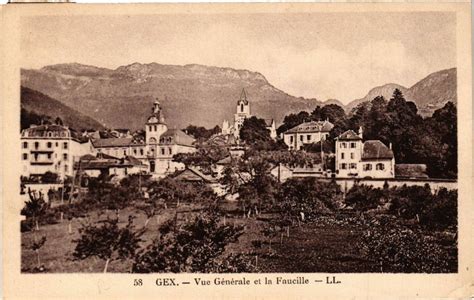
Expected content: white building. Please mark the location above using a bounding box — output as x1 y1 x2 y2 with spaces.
93 100 196 176
221 89 277 140
282 120 334 150
76 154 148 178
20 124 94 180
335 128 395 178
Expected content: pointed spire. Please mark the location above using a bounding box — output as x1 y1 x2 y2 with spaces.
238 88 249 104
240 88 247 100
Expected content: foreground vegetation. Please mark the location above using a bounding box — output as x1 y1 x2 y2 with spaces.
21 173 457 273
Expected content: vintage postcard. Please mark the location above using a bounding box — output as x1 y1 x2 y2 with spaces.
1 2 472 299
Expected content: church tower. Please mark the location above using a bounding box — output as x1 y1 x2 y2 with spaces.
233 88 251 138
146 100 168 157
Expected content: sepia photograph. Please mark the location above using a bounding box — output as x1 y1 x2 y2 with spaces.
9 4 465 278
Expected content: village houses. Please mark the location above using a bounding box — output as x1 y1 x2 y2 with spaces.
21 91 408 183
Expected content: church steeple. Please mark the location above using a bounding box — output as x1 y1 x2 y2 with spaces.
238 88 249 105
146 98 168 146
148 98 165 124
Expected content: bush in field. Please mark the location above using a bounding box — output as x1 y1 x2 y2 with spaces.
388 184 457 229
148 177 215 207
345 184 388 211
421 188 457 230
212 253 259 273
389 184 433 219
276 178 342 222
359 225 456 273
73 216 145 272
132 212 246 273
346 184 457 230
21 189 49 231
237 171 279 215
86 174 143 210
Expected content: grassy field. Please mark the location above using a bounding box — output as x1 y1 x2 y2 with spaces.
21 205 371 273
21 202 456 273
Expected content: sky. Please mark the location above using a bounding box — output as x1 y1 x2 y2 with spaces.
21 12 456 104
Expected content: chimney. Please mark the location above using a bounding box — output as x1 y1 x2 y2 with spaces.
358 126 363 138
389 142 392 149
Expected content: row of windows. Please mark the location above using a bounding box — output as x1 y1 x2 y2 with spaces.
340 142 357 149
23 153 68 161
132 148 145 156
148 125 167 132
339 163 386 171
23 131 69 138
341 153 355 160
23 141 68 149
150 147 173 155
289 134 328 143
339 163 357 170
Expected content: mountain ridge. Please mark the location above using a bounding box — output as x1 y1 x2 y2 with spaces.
21 86 105 131
21 62 322 130
21 63 456 130
345 68 456 116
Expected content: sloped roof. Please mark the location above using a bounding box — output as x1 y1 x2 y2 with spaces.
124 155 146 166
337 130 362 140
174 167 217 183
22 124 70 138
362 140 394 160
76 154 145 170
293 164 324 173
285 121 334 134
160 129 195 147
79 154 97 161
97 152 119 160
207 134 238 146
92 137 133 148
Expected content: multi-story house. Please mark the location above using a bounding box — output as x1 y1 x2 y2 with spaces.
21 124 94 180
335 128 395 178
282 120 334 150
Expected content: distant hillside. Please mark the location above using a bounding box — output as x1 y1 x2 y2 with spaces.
21 63 324 130
322 98 345 107
21 63 457 130
405 68 457 116
346 68 456 116
21 86 105 131
345 84 409 113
